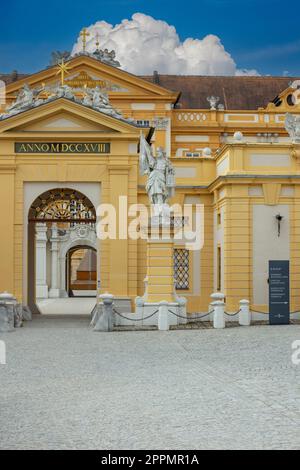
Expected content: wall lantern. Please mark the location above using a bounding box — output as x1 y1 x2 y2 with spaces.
275 213 284 237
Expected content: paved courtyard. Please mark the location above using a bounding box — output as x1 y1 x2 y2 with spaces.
37 296 96 315
1 316 300 450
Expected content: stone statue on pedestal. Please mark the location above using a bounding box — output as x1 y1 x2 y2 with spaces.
135 138 186 325
139 134 175 215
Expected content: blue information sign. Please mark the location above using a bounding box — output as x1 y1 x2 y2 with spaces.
269 260 290 325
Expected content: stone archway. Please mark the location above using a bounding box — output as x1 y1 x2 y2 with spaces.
27 188 97 314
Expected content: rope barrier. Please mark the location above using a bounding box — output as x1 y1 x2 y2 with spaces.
113 308 159 322
167 309 214 321
224 309 241 316
113 304 300 325
250 308 269 315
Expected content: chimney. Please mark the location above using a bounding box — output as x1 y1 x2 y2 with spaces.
11 70 18 82
153 70 159 85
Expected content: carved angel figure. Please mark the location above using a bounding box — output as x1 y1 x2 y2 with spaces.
92 86 110 109
6 84 34 114
285 113 300 143
139 134 175 209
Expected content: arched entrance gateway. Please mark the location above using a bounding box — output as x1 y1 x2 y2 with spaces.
27 188 97 314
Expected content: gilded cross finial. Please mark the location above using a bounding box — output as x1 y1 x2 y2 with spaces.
80 27 90 52
55 58 71 86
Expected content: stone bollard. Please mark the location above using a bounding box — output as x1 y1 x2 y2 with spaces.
135 296 144 318
239 299 251 326
0 292 17 332
0 292 16 309
213 300 225 329
93 293 114 332
158 301 169 331
0 303 15 332
210 292 225 322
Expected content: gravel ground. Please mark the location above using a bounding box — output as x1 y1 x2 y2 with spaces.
1 316 300 450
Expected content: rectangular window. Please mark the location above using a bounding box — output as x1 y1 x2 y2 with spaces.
136 120 150 127
184 151 201 158
174 248 189 290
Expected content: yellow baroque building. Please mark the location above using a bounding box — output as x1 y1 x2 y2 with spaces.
1 52 300 314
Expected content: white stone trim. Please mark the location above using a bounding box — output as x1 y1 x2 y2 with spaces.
131 103 155 110
174 167 197 178
224 113 259 123
249 153 290 167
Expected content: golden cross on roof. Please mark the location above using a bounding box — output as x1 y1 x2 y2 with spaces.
55 58 71 86
80 27 90 52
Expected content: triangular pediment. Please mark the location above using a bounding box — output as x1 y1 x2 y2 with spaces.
0 98 144 136
5 55 179 103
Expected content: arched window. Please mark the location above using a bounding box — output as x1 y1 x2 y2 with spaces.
28 188 96 222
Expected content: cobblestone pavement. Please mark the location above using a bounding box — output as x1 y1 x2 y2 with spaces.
1 316 300 450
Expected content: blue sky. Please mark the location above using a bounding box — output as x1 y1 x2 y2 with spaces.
0 0 299 76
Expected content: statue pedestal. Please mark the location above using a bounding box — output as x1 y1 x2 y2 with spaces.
134 216 187 326
147 241 174 302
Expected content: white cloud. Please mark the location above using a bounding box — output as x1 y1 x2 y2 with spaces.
72 13 258 76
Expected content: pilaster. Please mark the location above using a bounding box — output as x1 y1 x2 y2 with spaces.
35 223 49 299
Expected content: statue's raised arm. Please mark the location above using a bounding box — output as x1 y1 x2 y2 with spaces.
139 133 155 175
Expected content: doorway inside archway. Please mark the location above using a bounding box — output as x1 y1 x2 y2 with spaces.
67 246 97 297
27 188 98 315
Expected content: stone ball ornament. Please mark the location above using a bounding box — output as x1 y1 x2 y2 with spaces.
203 147 212 157
233 131 244 141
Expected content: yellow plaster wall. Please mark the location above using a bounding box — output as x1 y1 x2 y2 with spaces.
0 164 15 293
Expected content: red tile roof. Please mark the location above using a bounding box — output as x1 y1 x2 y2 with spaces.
141 74 300 110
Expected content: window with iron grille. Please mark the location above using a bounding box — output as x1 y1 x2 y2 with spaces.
174 248 189 290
